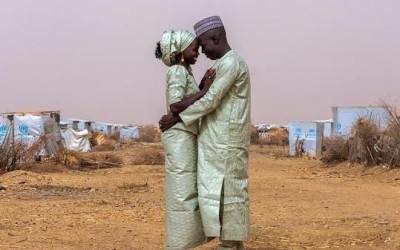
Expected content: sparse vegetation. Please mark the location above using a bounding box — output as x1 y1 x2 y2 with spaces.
321 104 400 168
137 125 161 143
321 136 349 164
0 134 47 173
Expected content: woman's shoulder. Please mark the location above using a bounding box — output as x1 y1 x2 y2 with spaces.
167 65 189 77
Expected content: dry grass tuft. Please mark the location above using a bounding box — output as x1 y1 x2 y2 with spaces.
117 181 149 193
81 152 124 169
137 125 161 143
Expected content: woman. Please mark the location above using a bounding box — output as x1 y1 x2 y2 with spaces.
155 30 215 249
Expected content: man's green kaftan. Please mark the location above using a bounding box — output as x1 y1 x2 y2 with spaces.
179 50 251 241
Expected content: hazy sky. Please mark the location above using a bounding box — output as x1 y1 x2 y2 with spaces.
1 1 399 125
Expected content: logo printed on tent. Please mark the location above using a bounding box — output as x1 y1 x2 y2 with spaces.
19 124 29 135
0 125 8 134
294 128 302 137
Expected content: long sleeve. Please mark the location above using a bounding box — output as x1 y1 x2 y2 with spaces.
179 57 239 126
166 65 188 106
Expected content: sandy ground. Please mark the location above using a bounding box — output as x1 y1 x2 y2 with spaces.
1 143 400 249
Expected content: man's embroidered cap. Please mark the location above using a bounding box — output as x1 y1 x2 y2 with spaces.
194 16 224 37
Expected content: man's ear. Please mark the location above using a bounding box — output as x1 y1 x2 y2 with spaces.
212 36 219 45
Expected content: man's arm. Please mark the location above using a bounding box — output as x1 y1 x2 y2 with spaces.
179 57 239 126
158 68 216 132
169 69 216 115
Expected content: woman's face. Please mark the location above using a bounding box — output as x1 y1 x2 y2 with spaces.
182 39 200 65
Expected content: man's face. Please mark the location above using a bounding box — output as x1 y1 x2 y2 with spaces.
198 33 218 60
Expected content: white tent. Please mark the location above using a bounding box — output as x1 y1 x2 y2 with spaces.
92 122 112 135
120 126 140 140
332 106 389 137
314 119 334 138
288 122 323 156
60 120 73 129
13 114 45 146
0 115 11 143
3 112 61 156
61 128 91 152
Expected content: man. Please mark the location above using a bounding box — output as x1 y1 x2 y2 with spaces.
159 16 251 250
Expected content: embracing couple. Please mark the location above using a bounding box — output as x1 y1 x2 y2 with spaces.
155 16 251 250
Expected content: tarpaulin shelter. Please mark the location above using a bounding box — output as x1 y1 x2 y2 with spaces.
314 119 334 138
332 106 389 137
61 128 91 152
120 126 140 140
1 110 61 156
288 122 324 156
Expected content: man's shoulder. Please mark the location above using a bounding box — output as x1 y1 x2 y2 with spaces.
219 50 249 72
222 50 247 64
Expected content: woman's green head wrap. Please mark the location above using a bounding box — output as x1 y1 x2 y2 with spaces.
160 30 195 66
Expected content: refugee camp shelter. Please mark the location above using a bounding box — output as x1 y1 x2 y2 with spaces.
62 118 94 132
59 118 92 152
288 122 324 156
91 122 138 138
119 125 140 140
61 128 91 152
0 115 11 143
332 106 389 137
0 110 61 155
59 120 73 130
92 122 115 135
314 119 334 138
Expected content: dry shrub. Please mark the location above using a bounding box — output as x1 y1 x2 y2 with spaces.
53 144 84 167
349 118 380 165
89 131 121 151
378 104 400 167
109 131 120 141
138 125 161 143
267 128 289 146
382 121 400 166
1 134 47 172
321 104 400 168
89 131 103 147
250 125 260 145
321 136 349 164
294 136 306 157
251 125 288 146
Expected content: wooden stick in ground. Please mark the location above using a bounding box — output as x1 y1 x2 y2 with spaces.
367 146 376 165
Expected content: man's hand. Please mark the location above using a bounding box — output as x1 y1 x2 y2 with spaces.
158 114 181 132
199 68 216 90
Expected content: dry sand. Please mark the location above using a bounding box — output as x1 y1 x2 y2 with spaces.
1 144 400 249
